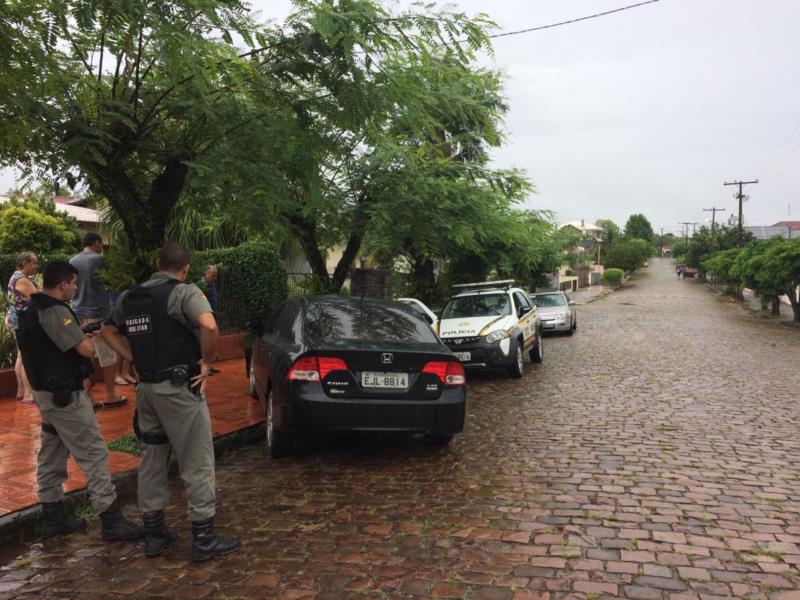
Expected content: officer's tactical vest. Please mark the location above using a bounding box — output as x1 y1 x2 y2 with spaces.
16 294 93 391
121 279 201 378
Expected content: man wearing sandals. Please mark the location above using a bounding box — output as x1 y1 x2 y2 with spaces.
70 232 126 407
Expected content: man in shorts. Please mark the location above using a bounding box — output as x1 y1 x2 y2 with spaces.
70 232 126 407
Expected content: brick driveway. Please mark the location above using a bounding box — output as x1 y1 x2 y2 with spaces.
2 258 800 599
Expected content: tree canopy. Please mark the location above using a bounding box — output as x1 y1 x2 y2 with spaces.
595 219 620 246
623 213 654 242
2 0 576 299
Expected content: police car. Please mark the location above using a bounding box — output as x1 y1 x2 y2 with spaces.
437 280 543 378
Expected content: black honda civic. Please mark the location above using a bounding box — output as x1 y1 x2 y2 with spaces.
247 295 467 457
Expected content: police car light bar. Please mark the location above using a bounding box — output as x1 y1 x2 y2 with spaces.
452 279 517 291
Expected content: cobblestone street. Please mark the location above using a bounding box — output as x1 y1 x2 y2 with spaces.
2 258 800 599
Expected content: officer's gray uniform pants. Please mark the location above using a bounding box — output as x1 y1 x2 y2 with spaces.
34 390 117 513
136 382 216 521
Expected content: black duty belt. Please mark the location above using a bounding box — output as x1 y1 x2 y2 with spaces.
138 365 193 385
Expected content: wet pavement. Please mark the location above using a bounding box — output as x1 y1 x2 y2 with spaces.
0 359 263 521
2 258 800 599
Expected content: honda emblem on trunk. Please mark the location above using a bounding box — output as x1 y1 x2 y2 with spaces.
381 353 393 365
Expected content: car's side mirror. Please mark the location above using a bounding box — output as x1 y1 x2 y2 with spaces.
568 301 576 306
518 305 532 317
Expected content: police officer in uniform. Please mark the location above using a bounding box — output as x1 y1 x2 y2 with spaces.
17 261 144 541
101 242 241 561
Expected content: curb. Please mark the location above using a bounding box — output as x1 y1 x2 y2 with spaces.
0 422 265 545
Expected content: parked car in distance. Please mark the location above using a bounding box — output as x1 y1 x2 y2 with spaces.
437 280 543 378
530 291 576 335
248 295 467 457
397 297 438 329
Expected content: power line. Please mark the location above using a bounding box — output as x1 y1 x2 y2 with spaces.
756 138 800 177
764 157 800 179
487 0 663 40
751 121 800 176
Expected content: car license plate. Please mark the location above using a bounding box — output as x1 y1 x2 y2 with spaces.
361 372 408 389
455 352 471 362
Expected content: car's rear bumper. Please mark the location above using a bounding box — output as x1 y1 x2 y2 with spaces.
541 319 569 332
288 388 466 435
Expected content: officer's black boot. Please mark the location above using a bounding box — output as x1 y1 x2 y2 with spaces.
190 518 241 562
99 502 146 541
143 511 177 557
41 501 87 540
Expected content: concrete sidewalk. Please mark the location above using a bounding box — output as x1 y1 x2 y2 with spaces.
0 358 264 524
568 285 610 305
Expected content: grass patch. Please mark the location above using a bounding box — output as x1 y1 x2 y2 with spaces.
11 557 32 569
108 433 141 456
73 500 98 522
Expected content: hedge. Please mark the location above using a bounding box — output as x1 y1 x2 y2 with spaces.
191 241 287 331
602 268 624 288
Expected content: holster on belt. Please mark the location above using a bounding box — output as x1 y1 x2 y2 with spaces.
45 375 81 408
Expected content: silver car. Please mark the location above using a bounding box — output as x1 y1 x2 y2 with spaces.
530 291 576 335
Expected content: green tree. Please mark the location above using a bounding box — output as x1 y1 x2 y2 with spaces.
602 239 650 273
671 238 687 261
753 237 800 322
623 213 654 242
686 225 750 279
595 219 620 246
0 199 81 257
731 241 781 314
217 2 498 293
2 0 293 275
703 248 742 296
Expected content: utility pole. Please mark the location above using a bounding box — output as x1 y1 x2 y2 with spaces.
691 222 700 235
703 207 726 235
679 222 693 248
659 227 664 257
723 179 758 246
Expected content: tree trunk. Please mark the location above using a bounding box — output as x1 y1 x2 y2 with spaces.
290 192 371 295
789 292 800 323
771 296 781 316
289 213 331 292
91 159 187 254
409 251 437 304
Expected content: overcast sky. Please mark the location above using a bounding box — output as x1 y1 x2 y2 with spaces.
4 0 799 235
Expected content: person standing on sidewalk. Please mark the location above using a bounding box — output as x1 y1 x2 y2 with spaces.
101 242 241 561
5 251 40 403
197 265 221 375
16 261 144 541
69 233 126 407
198 265 219 313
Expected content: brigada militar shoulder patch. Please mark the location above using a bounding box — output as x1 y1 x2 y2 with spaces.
125 314 152 335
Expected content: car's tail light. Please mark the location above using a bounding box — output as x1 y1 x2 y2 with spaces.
445 361 466 385
288 356 348 382
318 356 347 379
422 361 465 386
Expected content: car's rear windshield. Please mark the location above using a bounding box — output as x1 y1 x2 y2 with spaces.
441 293 511 319
532 294 566 307
305 301 438 343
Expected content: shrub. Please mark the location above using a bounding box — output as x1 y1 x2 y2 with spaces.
0 203 81 257
602 268 624 288
603 239 649 273
192 241 287 331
